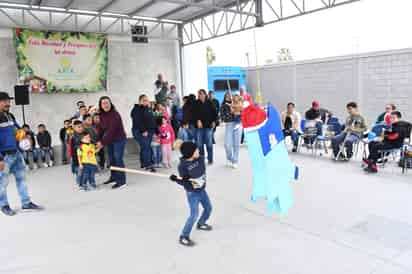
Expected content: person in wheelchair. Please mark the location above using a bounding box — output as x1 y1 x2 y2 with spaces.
281 102 302 152
332 102 367 160
364 111 411 173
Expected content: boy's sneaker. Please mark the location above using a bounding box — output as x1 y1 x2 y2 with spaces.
197 223 213 231
103 178 116 185
112 182 126 189
1 205 16 216
145 167 156 173
22 202 44 211
179 236 195 247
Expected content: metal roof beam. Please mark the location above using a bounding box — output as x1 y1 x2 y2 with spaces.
128 0 157 16
64 0 75 9
158 5 188 19
157 0 203 19
98 0 119 12
158 0 256 17
182 0 250 23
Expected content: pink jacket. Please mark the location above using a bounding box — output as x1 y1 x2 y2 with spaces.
158 124 175 145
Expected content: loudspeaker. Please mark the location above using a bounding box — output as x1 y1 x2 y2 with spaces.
131 25 149 44
132 36 148 43
131 25 147 35
14 85 30 106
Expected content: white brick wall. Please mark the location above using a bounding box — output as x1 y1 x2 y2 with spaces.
246 48 412 124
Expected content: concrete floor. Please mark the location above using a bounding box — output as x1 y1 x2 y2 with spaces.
1 135 412 274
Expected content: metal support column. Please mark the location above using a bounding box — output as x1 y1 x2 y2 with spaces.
255 0 263 27
177 25 185 99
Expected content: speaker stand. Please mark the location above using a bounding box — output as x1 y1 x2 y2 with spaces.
21 105 26 125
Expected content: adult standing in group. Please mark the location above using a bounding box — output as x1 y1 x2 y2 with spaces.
193 89 217 165
97 96 127 189
0 92 43 216
220 92 242 168
181 94 197 142
131 94 157 172
208 91 220 144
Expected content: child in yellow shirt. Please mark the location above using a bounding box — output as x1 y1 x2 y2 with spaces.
77 132 100 191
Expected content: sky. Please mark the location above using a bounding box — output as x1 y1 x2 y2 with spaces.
182 0 412 93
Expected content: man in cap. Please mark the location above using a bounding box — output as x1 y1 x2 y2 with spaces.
0 91 43 216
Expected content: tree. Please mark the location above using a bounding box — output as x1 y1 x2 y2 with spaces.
277 48 293 62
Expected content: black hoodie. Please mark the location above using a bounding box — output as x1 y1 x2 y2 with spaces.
192 99 217 128
130 104 157 133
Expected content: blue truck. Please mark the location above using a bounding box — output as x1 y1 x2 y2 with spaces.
207 66 246 104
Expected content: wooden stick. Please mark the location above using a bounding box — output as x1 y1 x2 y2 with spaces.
110 166 170 178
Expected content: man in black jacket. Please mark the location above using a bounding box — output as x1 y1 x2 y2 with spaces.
193 89 217 164
36 124 54 167
131 94 157 172
208 91 220 144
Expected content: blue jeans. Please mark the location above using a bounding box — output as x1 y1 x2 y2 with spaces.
151 145 162 166
196 128 213 163
22 148 39 165
179 126 195 142
107 139 127 184
283 129 299 147
71 163 81 186
133 129 153 168
224 122 242 164
0 152 31 207
39 147 55 163
80 164 97 189
332 132 360 158
181 189 212 238
61 142 68 163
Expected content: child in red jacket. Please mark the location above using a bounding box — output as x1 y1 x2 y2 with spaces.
159 116 175 168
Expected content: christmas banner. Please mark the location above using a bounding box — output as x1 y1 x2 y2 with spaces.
13 28 108 93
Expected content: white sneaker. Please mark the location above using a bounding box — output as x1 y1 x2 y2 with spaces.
226 161 232 168
232 163 238 169
43 163 48 168
49 161 54 167
25 166 30 171
34 164 39 170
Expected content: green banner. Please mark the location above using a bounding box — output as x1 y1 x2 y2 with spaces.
13 28 108 93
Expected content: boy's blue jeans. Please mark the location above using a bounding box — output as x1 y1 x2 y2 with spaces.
0 152 31 207
181 189 212 238
71 163 81 186
80 164 97 189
